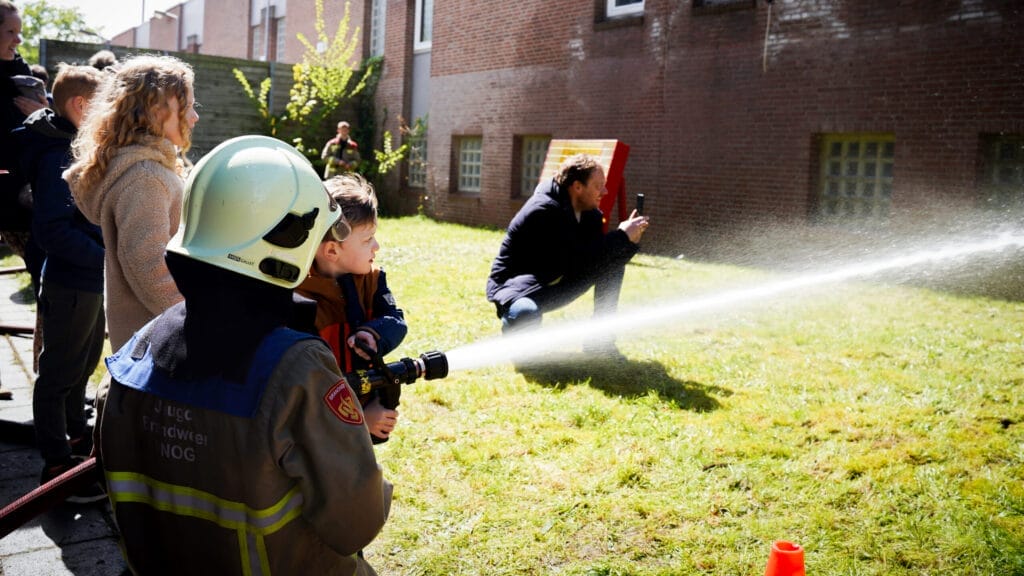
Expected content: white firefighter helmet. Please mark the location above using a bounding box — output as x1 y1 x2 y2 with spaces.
168 135 344 289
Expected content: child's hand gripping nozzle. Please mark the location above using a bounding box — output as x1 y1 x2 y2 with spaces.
349 341 449 443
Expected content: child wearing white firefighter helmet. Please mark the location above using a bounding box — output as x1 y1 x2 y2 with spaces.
99 135 391 576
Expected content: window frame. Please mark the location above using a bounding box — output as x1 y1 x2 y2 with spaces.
606 0 644 18
816 133 895 223
251 22 265 61
407 132 428 189
515 135 551 198
978 134 1024 211
455 136 484 194
369 0 386 57
414 0 433 53
274 17 286 62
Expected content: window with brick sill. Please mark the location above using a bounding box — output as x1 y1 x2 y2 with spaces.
370 0 386 57
251 24 264 61
607 0 643 18
514 136 550 198
455 136 483 194
816 134 895 223
407 133 427 189
414 0 433 52
979 134 1024 212
274 17 286 62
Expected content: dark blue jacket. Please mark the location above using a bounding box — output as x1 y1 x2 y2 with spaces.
486 178 637 308
1 53 32 231
15 108 104 293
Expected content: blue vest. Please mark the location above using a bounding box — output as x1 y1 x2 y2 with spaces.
107 326 319 418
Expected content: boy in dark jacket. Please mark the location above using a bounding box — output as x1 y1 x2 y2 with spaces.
295 174 408 442
15 64 105 498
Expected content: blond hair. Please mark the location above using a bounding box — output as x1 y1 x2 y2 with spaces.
69 55 194 193
51 64 103 118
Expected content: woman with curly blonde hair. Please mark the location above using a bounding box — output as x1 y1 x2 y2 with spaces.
65 54 199 351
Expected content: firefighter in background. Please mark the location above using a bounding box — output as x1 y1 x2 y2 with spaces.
99 135 391 575
320 120 361 179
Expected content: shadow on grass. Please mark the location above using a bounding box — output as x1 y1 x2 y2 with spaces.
515 352 730 412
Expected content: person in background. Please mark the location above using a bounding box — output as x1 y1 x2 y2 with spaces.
65 54 199 351
87 49 118 72
1 0 45 294
486 153 650 358
29 63 53 107
15 64 105 500
320 120 361 179
295 173 407 443
100 135 391 575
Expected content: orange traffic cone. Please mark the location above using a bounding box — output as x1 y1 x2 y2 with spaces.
764 540 805 576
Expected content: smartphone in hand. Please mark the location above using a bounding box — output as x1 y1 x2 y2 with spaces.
635 193 645 215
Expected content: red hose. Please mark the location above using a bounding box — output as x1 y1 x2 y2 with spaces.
0 456 101 539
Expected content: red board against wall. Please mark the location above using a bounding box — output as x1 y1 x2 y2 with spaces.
539 139 631 232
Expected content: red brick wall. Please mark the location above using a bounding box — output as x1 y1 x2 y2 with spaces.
391 0 1024 256
147 12 180 51
201 0 249 59
374 0 418 214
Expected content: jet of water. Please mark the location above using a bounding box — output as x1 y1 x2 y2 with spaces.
445 231 1024 372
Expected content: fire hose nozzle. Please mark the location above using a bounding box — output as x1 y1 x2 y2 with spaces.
371 350 449 388
416 350 448 381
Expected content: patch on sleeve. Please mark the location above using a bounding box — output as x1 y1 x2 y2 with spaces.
323 379 364 425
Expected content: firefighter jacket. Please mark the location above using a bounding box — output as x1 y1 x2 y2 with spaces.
100 305 392 576
295 267 407 374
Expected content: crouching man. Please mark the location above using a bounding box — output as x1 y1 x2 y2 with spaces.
99 135 390 575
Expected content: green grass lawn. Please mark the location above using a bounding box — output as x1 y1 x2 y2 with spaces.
7 217 1022 574
363 216 1024 575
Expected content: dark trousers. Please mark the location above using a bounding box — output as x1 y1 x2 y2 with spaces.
33 279 105 466
501 261 626 333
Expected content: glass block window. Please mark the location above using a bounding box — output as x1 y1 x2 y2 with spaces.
979 135 1024 211
458 137 483 193
818 134 895 221
408 133 427 188
520 136 550 196
252 24 264 61
275 17 286 61
607 0 644 18
370 0 386 57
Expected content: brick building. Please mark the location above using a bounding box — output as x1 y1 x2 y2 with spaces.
110 0 371 65
373 0 1024 257
111 0 1024 258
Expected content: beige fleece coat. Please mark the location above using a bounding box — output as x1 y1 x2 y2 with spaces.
66 138 184 351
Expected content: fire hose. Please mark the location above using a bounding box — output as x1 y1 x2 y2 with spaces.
0 349 447 539
0 456 99 539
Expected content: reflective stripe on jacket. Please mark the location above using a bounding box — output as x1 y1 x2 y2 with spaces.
101 319 390 576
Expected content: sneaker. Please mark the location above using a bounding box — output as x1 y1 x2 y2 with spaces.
40 458 107 505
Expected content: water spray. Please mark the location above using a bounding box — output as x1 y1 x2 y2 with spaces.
445 231 1024 372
